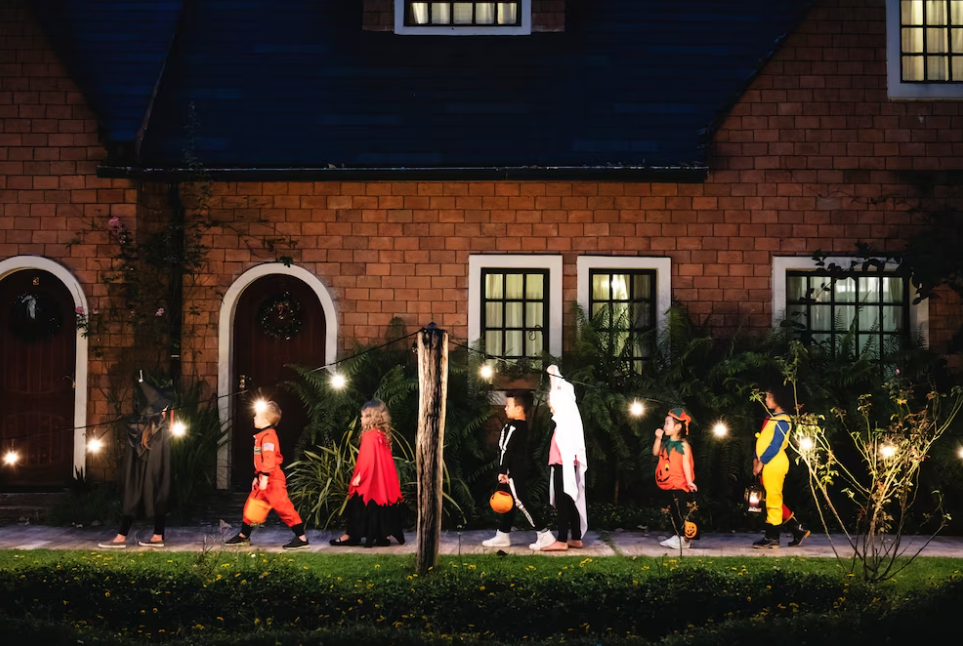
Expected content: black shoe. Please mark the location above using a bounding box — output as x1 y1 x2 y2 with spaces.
283 537 310 550
224 534 250 546
752 537 780 549
329 536 360 546
788 524 811 548
363 537 391 548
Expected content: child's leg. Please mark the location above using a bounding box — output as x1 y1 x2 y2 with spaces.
563 493 581 541
668 490 688 536
263 478 305 537
552 466 570 542
117 515 134 537
152 515 165 540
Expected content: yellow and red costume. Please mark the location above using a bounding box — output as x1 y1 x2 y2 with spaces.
755 412 794 527
242 426 302 528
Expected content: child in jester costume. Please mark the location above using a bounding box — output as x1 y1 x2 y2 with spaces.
752 383 810 549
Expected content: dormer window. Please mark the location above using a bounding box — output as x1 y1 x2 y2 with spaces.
396 0 532 34
886 0 963 98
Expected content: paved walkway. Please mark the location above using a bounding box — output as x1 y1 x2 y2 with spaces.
2 524 963 557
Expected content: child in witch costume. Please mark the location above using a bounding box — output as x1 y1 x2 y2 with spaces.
330 400 405 548
225 401 309 549
482 390 553 549
533 365 589 551
652 407 698 550
99 379 174 549
752 383 810 549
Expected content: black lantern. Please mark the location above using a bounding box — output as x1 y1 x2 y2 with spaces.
745 483 766 513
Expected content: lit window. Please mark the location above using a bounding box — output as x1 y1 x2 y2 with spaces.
588 270 657 374
397 0 531 34
886 0 963 97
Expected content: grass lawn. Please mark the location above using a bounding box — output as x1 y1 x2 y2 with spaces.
2 550 961 644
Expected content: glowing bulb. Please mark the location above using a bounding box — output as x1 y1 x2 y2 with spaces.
3 451 18 466
330 373 346 390
798 437 814 452
87 438 104 453
712 422 728 438
479 364 494 380
171 422 187 437
629 401 644 417
958 446 963 460
880 444 897 459
254 400 268 414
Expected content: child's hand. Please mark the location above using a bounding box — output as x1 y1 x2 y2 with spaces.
688 482 698 492
498 473 509 484
655 428 664 439
351 474 361 487
258 474 269 490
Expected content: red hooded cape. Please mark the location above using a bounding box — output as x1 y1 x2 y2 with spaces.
349 429 403 506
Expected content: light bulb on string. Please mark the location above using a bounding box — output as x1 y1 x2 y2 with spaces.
712 422 728 438
87 438 104 453
479 364 494 380
3 451 18 466
629 401 645 417
171 422 187 437
880 444 897 459
798 436 814 452
958 446 963 461
330 373 347 390
254 400 268 415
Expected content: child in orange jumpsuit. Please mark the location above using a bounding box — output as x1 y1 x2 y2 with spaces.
225 401 309 549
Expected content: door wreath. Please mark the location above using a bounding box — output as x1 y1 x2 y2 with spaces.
257 291 303 340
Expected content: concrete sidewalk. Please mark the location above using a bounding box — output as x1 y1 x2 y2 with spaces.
2 524 962 557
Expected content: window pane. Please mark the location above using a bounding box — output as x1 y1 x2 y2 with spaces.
858 306 881 331
610 274 630 300
505 330 523 356
498 2 518 24
954 55 963 79
787 276 808 302
903 0 924 24
927 0 949 24
954 28 963 51
431 3 451 24
953 1 963 24
810 305 833 331
485 273 503 299
505 274 524 299
526 331 543 357
506 302 523 327
834 277 856 303
903 55 925 79
859 335 881 357
476 2 495 24
453 2 473 24
883 276 904 303
631 302 652 328
411 2 429 24
903 27 924 52
611 302 629 328
613 329 628 354
927 55 950 79
928 27 949 52
525 302 543 328
787 303 807 325
591 303 606 319
835 305 856 331
484 331 502 357
526 273 544 299
592 274 609 300
858 276 881 303
485 302 502 327
633 273 653 299
812 333 831 346
883 306 904 332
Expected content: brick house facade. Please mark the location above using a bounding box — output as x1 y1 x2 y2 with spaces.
2 0 962 485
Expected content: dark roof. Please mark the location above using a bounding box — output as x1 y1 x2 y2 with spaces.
36 1 809 174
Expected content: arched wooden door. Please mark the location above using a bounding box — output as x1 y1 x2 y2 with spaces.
231 275 326 488
0 269 76 488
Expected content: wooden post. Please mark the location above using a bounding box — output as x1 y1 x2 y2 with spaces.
416 323 448 574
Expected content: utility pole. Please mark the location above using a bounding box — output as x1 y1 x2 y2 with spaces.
415 323 448 574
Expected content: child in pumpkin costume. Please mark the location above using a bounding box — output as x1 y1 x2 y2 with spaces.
652 407 698 550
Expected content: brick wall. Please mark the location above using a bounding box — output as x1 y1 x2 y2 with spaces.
363 1 565 32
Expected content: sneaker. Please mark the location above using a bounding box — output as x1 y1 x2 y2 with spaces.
97 541 127 549
283 536 310 550
138 540 165 548
528 530 557 551
788 525 811 548
482 531 512 548
224 533 250 546
752 537 780 549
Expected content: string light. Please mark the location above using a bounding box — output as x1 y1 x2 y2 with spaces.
629 401 645 417
798 436 814 452
3 451 18 466
958 446 963 460
880 444 897 459
254 400 268 414
330 373 347 390
87 438 104 453
171 422 187 437
479 364 494 380
712 422 728 438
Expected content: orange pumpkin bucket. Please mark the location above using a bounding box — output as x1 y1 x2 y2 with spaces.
489 490 514 514
243 497 272 524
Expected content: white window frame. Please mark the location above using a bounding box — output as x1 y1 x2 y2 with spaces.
886 0 963 99
468 254 562 360
772 256 928 348
395 0 532 35
576 256 672 347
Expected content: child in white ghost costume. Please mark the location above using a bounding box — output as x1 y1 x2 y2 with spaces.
533 365 589 551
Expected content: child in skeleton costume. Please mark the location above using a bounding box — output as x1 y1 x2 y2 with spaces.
482 391 553 548
534 365 589 551
752 383 810 549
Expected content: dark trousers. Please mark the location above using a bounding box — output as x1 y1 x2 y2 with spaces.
118 514 165 538
663 489 690 536
551 465 582 542
497 472 546 533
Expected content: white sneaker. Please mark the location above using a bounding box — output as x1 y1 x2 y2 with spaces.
529 530 556 551
659 535 691 550
482 530 511 547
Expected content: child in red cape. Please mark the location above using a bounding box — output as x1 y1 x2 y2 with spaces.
330 399 405 548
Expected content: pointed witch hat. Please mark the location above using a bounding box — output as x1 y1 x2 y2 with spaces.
138 379 174 416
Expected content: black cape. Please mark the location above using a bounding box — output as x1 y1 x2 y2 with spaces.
120 382 173 519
